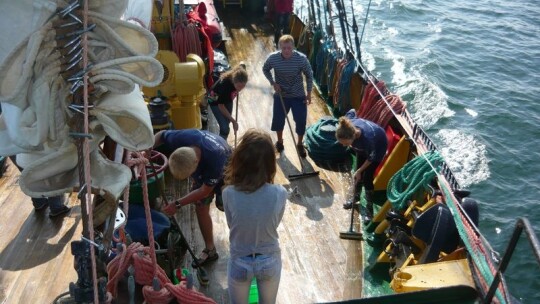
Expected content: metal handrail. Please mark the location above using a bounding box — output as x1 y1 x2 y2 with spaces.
484 217 540 303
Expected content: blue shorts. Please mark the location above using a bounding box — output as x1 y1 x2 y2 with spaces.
271 94 307 135
191 179 224 205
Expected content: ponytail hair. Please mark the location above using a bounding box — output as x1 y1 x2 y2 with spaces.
220 63 248 85
335 117 356 141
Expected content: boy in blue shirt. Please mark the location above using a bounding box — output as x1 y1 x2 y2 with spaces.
155 129 231 266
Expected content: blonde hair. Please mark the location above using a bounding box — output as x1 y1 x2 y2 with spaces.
224 129 276 193
279 34 295 47
335 117 357 141
220 63 248 85
168 147 198 180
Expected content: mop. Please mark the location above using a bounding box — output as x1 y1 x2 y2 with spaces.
278 93 319 180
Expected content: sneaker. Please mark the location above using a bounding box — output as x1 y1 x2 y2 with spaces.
49 205 72 218
296 144 307 158
275 141 284 153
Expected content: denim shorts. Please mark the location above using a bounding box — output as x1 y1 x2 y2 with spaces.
228 252 282 304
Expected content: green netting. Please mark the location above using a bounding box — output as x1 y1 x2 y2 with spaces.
387 151 443 210
303 117 349 165
441 185 507 303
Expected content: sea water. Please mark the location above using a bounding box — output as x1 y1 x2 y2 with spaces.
295 0 540 302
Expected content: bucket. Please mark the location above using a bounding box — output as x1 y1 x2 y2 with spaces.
248 277 258 304
128 169 165 204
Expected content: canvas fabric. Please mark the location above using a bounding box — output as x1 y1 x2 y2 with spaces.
0 0 129 63
19 122 131 200
123 0 153 29
0 0 161 197
91 86 154 152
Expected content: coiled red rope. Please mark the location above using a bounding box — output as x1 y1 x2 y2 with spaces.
355 81 406 128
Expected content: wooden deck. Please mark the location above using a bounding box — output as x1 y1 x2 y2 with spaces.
0 7 363 304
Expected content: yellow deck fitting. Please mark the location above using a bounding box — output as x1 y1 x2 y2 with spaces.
390 259 475 293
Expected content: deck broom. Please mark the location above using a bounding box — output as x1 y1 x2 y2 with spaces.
340 182 363 240
278 93 320 180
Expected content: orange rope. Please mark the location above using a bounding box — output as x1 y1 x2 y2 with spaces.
172 22 203 62
332 59 347 107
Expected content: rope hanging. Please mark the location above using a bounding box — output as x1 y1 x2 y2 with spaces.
335 59 357 115
355 80 405 128
172 1 202 62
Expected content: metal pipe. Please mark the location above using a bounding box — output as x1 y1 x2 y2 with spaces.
484 217 540 303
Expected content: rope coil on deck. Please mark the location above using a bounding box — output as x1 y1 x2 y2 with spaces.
304 117 349 165
387 151 442 210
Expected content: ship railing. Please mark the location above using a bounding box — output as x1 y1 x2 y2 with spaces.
483 217 540 304
410 122 461 191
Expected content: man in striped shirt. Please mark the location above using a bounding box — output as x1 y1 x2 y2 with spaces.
262 34 314 157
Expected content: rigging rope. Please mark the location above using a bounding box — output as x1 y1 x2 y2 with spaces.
358 0 372 48
81 1 99 302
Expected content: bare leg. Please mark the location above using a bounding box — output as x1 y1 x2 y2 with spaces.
276 130 284 143
297 134 304 146
195 203 214 251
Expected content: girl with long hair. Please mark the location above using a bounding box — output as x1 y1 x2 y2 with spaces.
223 129 287 304
208 64 248 139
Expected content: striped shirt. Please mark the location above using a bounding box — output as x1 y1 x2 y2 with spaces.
262 50 313 98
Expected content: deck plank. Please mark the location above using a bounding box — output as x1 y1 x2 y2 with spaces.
0 7 362 304
172 7 363 303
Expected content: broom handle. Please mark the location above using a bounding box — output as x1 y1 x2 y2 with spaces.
234 93 239 148
278 93 306 172
348 182 362 231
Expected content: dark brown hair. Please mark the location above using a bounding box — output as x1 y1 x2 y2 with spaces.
224 129 276 192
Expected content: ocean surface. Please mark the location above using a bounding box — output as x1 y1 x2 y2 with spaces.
296 0 540 302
